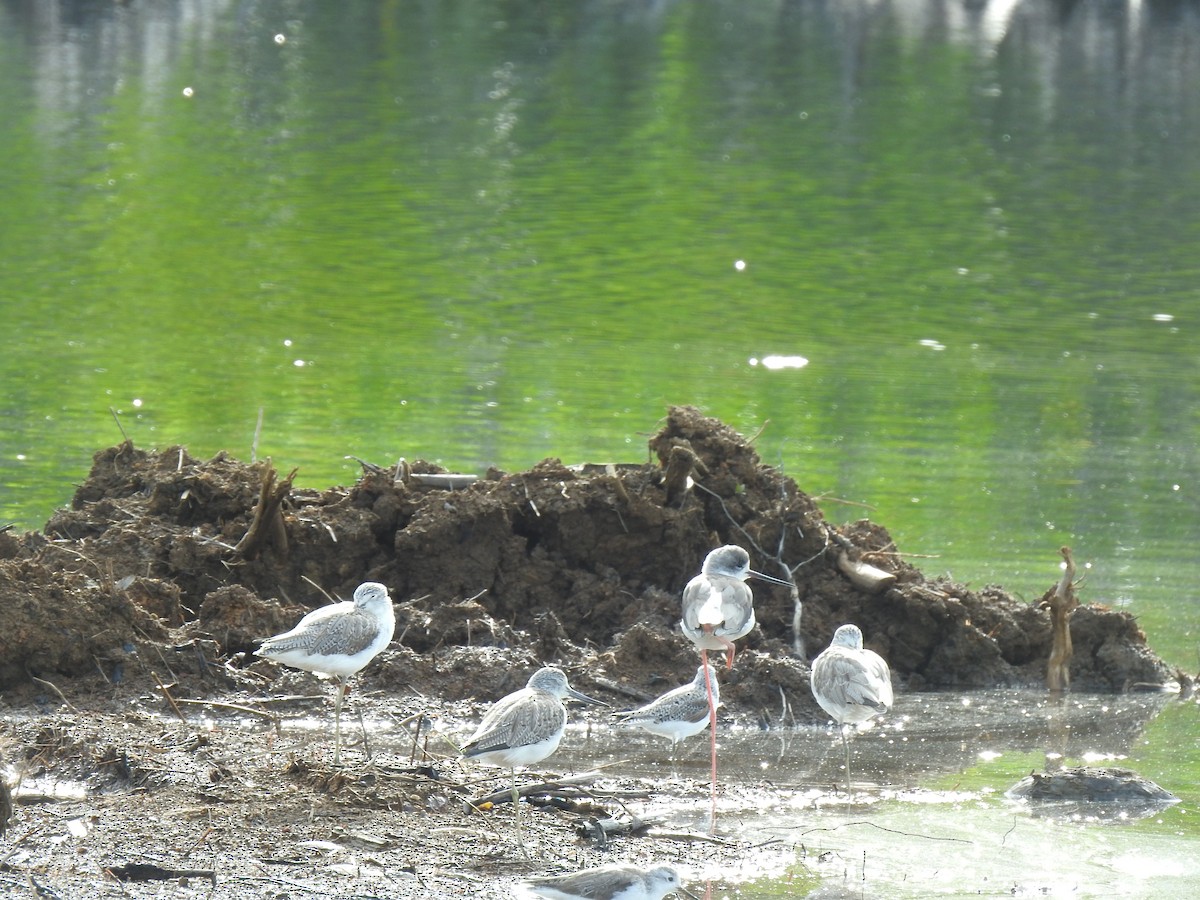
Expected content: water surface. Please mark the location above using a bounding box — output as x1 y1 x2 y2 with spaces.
1 3 1198 890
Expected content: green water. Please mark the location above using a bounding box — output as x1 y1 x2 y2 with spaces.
2 14 1198 621
2 2 1197 667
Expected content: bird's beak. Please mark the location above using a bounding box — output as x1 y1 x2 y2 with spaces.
677 886 701 899
566 686 608 707
749 568 791 586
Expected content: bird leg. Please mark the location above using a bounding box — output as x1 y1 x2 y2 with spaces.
701 626 737 670
511 768 529 859
332 678 346 767
841 725 851 795
701 650 718 834
354 698 373 763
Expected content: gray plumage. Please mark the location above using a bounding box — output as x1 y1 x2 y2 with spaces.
256 581 395 677
462 666 604 857
810 623 893 725
256 582 395 765
810 623 893 792
463 666 601 768
680 545 789 669
520 863 695 900
614 664 719 745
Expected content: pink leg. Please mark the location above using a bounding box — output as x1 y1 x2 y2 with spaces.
718 636 736 670
702 650 718 833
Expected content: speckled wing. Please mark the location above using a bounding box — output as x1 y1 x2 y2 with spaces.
463 690 566 756
259 605 381 659
523 864 643 899
618 680 709 728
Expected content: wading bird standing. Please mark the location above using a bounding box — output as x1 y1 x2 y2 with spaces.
462 666 604 856
810 623 893 793
255 581 395 766
680 545 790 830
518 863 698 900
614 664 720 763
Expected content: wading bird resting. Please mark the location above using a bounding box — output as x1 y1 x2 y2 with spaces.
518 863 698 900
810 623 893 794
461 666 604 857
680 544 790 831
255 581 396 767
681 545 789 671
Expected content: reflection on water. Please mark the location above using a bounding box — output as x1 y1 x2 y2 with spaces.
555 690 1195 896
2 2 1200 888
580 690 1175 787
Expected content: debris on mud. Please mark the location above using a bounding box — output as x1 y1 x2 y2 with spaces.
0 407 1189 898
1006 765 1181 822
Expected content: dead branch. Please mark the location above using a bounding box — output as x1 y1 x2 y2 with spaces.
836 551 897 595
234 461 297 559
105 863 216 886
575 814 661 843
1040 546 1080 693
662 443 704 507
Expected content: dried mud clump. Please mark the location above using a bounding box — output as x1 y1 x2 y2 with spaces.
0 406 1182 708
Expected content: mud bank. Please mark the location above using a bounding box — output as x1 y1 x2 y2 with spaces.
0 406 1179 711
0 406 1189 899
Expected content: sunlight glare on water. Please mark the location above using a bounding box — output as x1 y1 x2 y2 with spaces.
1 1 1198 892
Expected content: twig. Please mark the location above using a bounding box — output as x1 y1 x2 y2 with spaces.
409 712 425 765
152 672 188 723
1042 546 1080 694
105 864 217 885
26 674 76 713
468 770 612 808
810 493 875 510
301 576 337 604
173 699 281 722
252 407 264 463
108 407 130 443
234 462 297 559
746 420 770 444
641 829 733 846
801 821 972 843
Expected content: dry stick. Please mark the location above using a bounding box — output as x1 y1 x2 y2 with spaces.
251 406 264 463
1043 546 1080 694
468 771 608 808
106 863 217 885
108 406 130 443
801 820 972 844
300 575 337 604
152 672 188 723
26 673 77 713
173 698 280 722
235 462 297 559
408 712 425 765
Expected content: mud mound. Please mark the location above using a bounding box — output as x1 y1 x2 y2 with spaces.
0 407 1181 710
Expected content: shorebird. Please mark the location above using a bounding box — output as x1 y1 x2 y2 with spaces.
462 666 604 855
255 581 395 766
680 545 789 830
518 863 698 900
810 623 893 793
680 544 790 671
614 664 719 752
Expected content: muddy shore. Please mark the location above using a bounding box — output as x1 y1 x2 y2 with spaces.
0 406 1184 897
